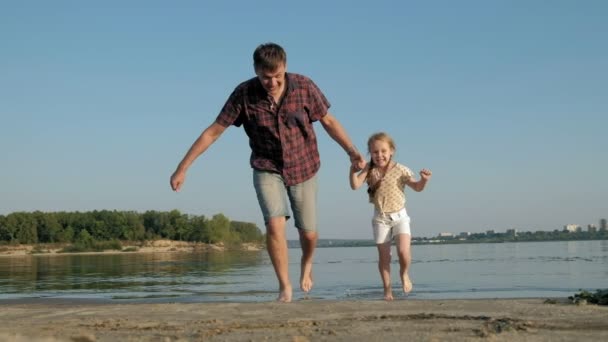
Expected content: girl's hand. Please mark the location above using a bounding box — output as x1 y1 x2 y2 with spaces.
419 169 432 181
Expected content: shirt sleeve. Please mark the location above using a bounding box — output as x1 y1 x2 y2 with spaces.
306 78 330 122
215 86 244 127
400 165 414 187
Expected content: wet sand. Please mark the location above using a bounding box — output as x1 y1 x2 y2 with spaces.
0 298 606 341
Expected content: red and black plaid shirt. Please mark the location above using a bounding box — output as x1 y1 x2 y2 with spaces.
216 73 330 186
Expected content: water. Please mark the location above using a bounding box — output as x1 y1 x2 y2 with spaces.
1 240 606 302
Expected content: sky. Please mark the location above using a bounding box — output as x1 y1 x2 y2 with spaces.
1 1 607 240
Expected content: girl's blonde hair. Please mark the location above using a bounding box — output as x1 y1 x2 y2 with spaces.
367 132 396 154
366 132 396 200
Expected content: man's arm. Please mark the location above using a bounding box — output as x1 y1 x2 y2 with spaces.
319 112 366 170
170 122 228 192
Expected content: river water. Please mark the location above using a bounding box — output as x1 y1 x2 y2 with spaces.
1 240 606 302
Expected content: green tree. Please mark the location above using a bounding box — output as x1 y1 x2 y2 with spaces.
7 212 39 244
230 221 263 242
207 214 231 244
34 211 62 243
0 210 266 246
0 215 12 242
123 211 145 241
188 215 208 242
56 226 75 243
76 229 94 247
142 210 163 239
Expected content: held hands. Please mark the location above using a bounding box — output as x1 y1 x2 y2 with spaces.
349 150 366 171
419 168 432 181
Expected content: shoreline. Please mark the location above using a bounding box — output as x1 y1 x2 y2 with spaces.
0 298 606 341
0 240 263 257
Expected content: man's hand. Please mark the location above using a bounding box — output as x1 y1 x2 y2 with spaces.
349 149 366 171
170 170 186 192
349 151 367 171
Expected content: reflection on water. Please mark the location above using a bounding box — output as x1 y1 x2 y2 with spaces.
0 251 268 302
1 240 607 302
600 240 608 253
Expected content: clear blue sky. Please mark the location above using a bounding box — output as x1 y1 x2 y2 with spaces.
1 1 606 239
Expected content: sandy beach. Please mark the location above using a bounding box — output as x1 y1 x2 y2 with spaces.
0 298 606 341
0 240 262 257
1 243 607 341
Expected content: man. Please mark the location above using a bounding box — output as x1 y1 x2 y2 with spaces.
170 42 365 302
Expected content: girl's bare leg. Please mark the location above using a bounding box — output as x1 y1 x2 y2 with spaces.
377 242 393 301
396 233 412 294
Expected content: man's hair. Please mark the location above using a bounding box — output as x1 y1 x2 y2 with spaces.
253 43 287 72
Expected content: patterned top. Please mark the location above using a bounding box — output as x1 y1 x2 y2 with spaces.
215 73 330 186
368 162 414 213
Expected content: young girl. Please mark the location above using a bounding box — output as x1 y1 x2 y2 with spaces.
349 132 432 301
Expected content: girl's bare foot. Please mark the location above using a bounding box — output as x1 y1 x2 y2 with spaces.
277 284 293 303
383 288 394 301
402 274 413 294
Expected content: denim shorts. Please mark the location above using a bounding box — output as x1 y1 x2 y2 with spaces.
252 169 318 232
371 207 411 244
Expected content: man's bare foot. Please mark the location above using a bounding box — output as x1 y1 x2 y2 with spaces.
384 288 394 301
300 274 313 293
402 274 413 294
300 262 314 293
277 284 293 303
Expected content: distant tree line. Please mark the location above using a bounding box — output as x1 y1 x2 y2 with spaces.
415 229 608 244
294 230 608 249
0 210 264 246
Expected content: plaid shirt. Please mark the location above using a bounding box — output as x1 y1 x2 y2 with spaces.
215 73 330 186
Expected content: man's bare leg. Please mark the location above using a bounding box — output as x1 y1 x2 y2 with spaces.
396 234 412 294
377 242 393 301
298 229 317 293
266 217 292 302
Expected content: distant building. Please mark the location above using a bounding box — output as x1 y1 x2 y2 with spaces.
564 224 580 233
486 230 495 236
588 224 597 233
600 219 607 232
438 232 454 238
506 229 517 236
459 232 471 238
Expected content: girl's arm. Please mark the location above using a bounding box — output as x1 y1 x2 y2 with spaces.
349 164 370 190
405 168 432 192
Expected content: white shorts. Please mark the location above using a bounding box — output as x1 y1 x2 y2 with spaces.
372 207 411 244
